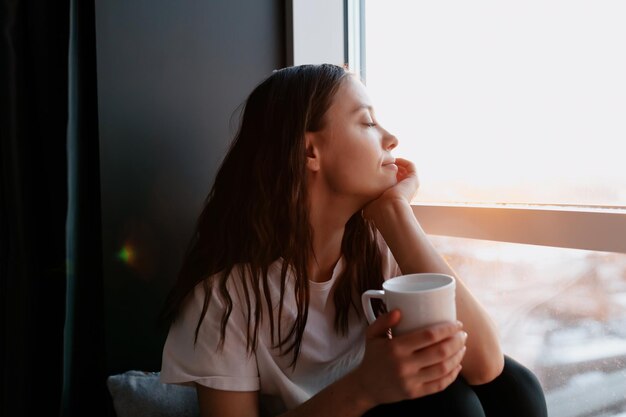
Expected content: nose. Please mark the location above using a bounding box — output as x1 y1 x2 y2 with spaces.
383 131 398 151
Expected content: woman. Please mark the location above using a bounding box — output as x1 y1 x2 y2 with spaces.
159 64 548 417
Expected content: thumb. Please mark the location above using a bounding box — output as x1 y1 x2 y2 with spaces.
366 309 401 339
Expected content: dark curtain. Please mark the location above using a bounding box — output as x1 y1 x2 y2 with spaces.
1 0 106 416
62 0 107 415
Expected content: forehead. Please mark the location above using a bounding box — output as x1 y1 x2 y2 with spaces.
330 75 373 113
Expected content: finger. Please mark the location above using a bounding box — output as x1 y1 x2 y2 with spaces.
419 344 467 383
397 167 410 180
393 158 417 174
414 330 467 368
419 364 463 397
396 165 408 180
394 158 418 185
366 309 402 340
394 321 462 353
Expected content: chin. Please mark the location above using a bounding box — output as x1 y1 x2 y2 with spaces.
368 184 393 201
383 177 398 190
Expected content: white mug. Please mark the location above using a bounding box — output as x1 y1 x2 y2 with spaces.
361 273 456 335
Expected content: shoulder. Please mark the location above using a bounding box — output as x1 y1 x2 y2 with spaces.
164 265 257 355
180 259 287 320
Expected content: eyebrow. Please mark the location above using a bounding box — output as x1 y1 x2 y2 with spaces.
350 104 374 114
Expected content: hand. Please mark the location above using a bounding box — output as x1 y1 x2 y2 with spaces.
363 158 419 220
352 310 466 407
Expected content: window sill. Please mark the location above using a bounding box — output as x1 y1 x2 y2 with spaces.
412 203 626 254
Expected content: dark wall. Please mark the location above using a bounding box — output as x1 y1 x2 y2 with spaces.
94 0 285 375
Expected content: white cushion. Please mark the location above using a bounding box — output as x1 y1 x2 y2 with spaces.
107 371 198 417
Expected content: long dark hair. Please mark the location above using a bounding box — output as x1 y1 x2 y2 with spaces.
160 64 385 366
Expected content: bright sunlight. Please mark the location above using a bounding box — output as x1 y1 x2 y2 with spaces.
364 0 626 207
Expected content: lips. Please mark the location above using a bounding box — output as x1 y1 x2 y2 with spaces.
382 158 396 166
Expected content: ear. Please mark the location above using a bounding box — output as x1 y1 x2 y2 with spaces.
305 132 321 172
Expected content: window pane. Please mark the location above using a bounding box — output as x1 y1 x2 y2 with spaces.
364 0 626 206
429 235 626 416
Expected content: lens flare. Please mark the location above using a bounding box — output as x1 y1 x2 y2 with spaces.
117 244 135 265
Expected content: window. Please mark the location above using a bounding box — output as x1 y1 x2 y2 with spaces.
290 1 626 415
363 0 626 208
431 236 626 416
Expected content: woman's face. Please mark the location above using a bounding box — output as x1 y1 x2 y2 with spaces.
309 75 399 202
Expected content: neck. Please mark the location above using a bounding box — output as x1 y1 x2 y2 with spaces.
307 183 364 283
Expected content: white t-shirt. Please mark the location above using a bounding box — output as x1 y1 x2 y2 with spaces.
160 241 401 416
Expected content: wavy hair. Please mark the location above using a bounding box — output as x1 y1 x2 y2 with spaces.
160 64 385 366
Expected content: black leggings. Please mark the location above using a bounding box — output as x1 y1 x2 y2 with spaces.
362 356 548 417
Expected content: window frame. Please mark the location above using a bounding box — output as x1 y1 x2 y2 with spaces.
288 0 626 255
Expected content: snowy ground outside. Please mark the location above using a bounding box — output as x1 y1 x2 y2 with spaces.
430 236 626 417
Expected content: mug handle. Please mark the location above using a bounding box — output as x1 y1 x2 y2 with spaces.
361 290 385 324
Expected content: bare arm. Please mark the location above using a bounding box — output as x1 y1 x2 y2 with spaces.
364 158 504 385
197 386 259 417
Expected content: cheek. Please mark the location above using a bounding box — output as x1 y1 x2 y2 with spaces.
334 145 377 175
341 130 380 160
328 152 386 191
320 157 364 193
321 128 382 177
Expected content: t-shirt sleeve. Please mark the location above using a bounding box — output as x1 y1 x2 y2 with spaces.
160 274 260 391
377 231 403 279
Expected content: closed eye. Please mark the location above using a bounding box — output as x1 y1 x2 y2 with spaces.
364 122 377 128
